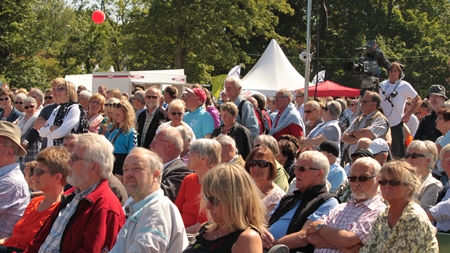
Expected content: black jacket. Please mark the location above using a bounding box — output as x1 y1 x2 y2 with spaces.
137 107 168 148
414 110 442 142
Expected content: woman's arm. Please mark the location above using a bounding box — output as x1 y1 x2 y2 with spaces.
232 229 263 253
46 105 80 139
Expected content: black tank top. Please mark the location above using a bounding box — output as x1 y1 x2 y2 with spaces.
182 224 245 253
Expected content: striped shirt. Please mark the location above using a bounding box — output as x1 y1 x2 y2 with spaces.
141 109 155 145
183 106 214 139
38 182 100 253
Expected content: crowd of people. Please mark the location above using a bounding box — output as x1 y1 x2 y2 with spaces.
0 63 449 253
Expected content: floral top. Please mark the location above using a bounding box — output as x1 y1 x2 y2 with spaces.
360 201 438 253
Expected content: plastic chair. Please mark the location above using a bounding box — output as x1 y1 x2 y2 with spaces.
267 244 289 253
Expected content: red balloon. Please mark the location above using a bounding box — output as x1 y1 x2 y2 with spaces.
92 10 105 24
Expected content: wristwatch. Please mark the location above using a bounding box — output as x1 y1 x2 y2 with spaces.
316 223 324 232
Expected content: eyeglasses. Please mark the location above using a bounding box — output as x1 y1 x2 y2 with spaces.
0 97 9 101
304 109 317 114
295 166 321 172
146 95 159 99
112 103 124 108
350 103 357 106
437 117 445 121
361 100 372 104
24 105 36 110
348 175 376 182
89 100 101 106
295 95 304 98
170 112 183 116
405 153 426 159
378 179 407 187
248 159 270 168
70 153 84 162
203 194 220 207
56 87 66 92
34 168 52 177
15 101 23 104
45 96 53 100
105 103 119 107
322 106 329 111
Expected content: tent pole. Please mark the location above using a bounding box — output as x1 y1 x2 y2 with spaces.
314 0 320 100
304 0 312 102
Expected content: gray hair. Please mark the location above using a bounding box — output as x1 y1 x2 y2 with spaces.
29 88 45 104
76 133 115 179
2 137 20 162
215 135 238 154
161 126 183 153
277 88 293 101
351 157 381 176
254 135 279 156
407 140 438 171
299 150 330 183
15 93 27 102
224 76 243 89
190 139 222 167
176 125 195 145
129 147 163 183
326 100 342 119
439 144 450 166
23 96 37 106
79 90 92 99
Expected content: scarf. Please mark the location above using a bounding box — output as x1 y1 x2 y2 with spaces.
53 102 89 146
17 111 40 137
270 103 305 135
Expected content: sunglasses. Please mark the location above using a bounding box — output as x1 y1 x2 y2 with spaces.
15 101 23 104
146 95 159 99
45 96 53 100
348 175 376 182
248 159 270 168
405 153 426 159
361 100 372 104
0 97 10 101
56 87 66 92
34 168 52 177
304 109 316 114
24 105 35 110
170 112 183 116
89 100 101 106
350 103 357 106
322 106 329 111
378 179 407 187
295 166 321 172
203 194 220 207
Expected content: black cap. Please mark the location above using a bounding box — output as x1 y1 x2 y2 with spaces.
351 148 374 158
316 140 339 157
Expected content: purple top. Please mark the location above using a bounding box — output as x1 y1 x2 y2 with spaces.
206 105 221 128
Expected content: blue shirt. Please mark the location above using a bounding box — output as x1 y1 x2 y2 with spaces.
328 163 347 193
106 127 137 154
183 106 214 139
268 197 339 240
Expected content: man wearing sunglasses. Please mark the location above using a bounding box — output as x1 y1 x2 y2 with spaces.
342 91 389 164
306 157 386 253
263 150 339 253
137 87 168 148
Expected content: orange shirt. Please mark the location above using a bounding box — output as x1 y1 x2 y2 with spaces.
174 173 208 228
3 195 59 250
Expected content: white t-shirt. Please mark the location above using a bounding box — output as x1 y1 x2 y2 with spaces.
406 114 419 137
379 79 418 126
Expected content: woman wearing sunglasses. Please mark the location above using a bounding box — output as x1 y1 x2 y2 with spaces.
0 147 69 252
14 93 27 113
156 99 195 139
245 145 285 217
183 163 266 253
15 97 41 169
406 140 442 210
105 99 137 183
39 80 88 147
86 93 105 133
0 89 22 123
211 102 252 160
361 160 438 252
175 139 221 234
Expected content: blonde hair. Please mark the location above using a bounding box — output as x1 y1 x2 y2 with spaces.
407 140 438 171
89 93 106 114
168 99 186 112
379 160 421 201
202 163 266 233
107 88 122 99
56 80 77 101
110 99 135 133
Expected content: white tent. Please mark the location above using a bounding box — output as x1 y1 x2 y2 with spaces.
242 39 312 96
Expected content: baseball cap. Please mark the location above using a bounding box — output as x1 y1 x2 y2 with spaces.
351 148 374 158
316 140 339 157
186 88 206 104
369 138 389 155
132 90 145 103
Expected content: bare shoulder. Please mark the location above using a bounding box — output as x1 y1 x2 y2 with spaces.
232 228 263 253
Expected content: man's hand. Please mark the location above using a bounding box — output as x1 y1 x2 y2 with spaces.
341 243 363 253
402 114 411 123
262 229 276 249
305 221 323 235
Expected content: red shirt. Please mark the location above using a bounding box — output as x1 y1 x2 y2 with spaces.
174 173 208 228
3 196 59 250
273 123 304 141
